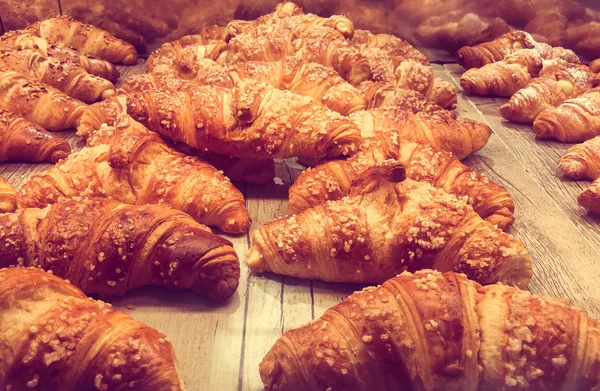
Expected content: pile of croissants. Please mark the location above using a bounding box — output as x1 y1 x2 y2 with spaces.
0 3 599 390
458 31 600 215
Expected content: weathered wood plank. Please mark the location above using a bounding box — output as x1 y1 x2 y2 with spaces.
434 64 600 318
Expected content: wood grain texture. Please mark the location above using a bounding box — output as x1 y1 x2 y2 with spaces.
1 63 600 390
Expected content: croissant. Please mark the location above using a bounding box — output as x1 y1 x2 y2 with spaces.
19 117 251 234
0 69 87 131
289 141 514 229
351 108 491 160
456 31 537 69
500 61 593 124
592 58 600 73
0 176 16 213
0 267 184 390
0 49 115 103
26 16 138 65
260 269 600 391
533 88 600 142
559 136 600 180
249 162 531 287
578 179 600 214
460 49 543 97
0 109 71 163
119 78 362 160
351 29 430 66
0 30 120 81
0 197 240 301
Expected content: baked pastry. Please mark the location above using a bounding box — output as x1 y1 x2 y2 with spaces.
591 58 600 74
248 162 531 287
359 81 452 116
578 179 600 214
18 116 251 234
533 88 600 142
0 267 184 390
26 16 138 65
0 109 71 163
289 141 514 229
560 135 600 180
500 61 593 124
351 29 429 66
0 197 240 301
461 49 543 97
0 176 16 213
0 69 87 131
456 31 537 70
0 48 115 102
0 30 120 81
260 269 599 391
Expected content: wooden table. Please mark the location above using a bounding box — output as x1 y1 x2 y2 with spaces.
2 62 600 390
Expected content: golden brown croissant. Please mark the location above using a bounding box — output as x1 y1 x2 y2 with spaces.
0 197 240 301
0 48 115 103
500 61 593 124
533 88 600 142
0 30 120 81
289 141 514 229
351 29 430 66
351 108 491 160
592 58 600 74
460 49 543 97
248 162 531 287
0 69 87 131
578 179 600 214
0 176 16 213
26 16 138 65
118 78 362 160
223 2 304 38
260 269 600 391
0 108 71 163
19 117 251 234
456 31 537 70
0 267 184 390
560 136 600 180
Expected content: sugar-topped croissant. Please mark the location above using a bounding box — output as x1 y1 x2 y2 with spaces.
359 81 452 116
0 109 71 163
0 69 87 131
533 88 600 142
351 29 430 66
19 116 251 234
560 136 600 180
460 49 543 97
500 61 593 124
0 176 16 213
0 197 240 301
260 269 600 391
0 30 120 81
289 141 514 229
119 78 362 160
26 16 138 65
0 48 115 102
0 267 185 390
249 162 531 288
579 179 600 214
456 31 537 69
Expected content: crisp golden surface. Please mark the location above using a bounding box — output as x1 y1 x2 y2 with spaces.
0 176 16 213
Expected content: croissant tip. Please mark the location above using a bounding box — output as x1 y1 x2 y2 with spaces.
122 55 138 66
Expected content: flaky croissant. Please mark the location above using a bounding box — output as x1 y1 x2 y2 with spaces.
0 48 115 103
0 109 71 163
0 267 184 390
350 108 491 160
0 176 16 213
500 61 593 124
118 78 362 160
351 29 430 66
592 58 600 74
533 88 600 142
289 141 514 229
0 197 240 301
0 69 87 131
0 30 120 81
579 179 600 214
26 16 138 65
19 117 251 234
559 135 600 180
456 31 537 70
260 269 600 391
461 49 543 97
359 81 452 116
249 162 531 287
